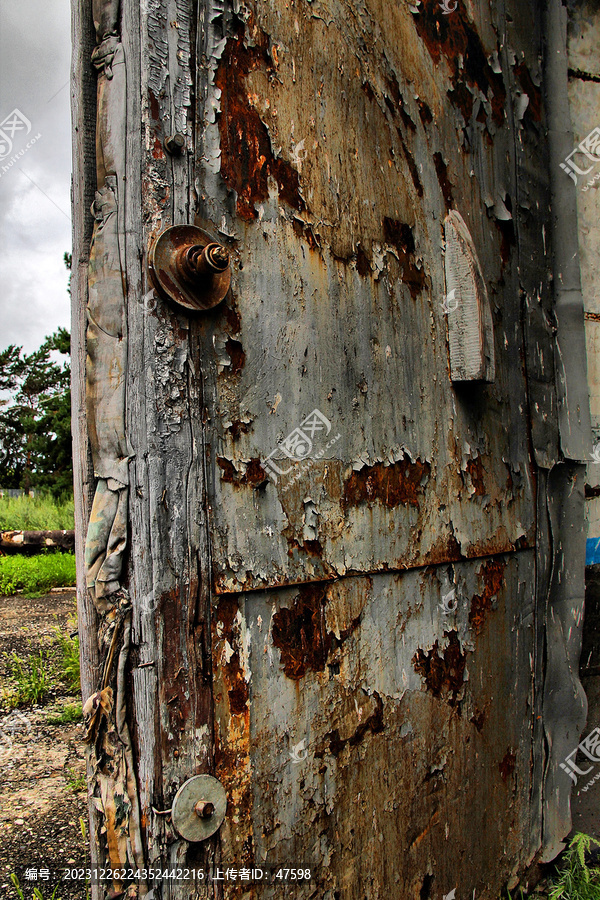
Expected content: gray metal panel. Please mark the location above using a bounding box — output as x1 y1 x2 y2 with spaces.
213 553 536 896
199 0 539 594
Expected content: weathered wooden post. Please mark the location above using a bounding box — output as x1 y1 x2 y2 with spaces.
71 0 592 896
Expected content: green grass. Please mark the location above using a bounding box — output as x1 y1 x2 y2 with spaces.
549 833 600 900
10 873 61 900
505 833 600 899
0 492 74 531
4 650 50 707
52 616 80 694
2 605 81 709
65 768 86 793
0 551 76 597
45 702 82 725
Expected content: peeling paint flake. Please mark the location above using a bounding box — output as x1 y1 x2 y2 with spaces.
215 21 305 220
413 630 467 706
343 455 431 509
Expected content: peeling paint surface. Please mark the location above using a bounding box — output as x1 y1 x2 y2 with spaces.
200 1 537 595
215 555 536 897
72 0 593 894
190 0 585 893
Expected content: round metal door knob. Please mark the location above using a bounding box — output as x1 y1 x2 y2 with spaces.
148 224 231 312
171 774 227 842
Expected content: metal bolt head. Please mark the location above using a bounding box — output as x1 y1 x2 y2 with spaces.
171 774 227 842
207 244 230 270
149 225 231 312
194 800 215 819
164 133 186 155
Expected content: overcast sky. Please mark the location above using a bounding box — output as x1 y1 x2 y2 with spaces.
0 0 72 355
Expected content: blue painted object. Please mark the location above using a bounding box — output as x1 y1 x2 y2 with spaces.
586 538 600 565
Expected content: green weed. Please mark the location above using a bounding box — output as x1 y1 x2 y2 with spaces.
44 702 82 725
0 552 76 597
0 492 74 531
52 616 80 694
4 650 50 707
549 832 600 900
10 873 61 900
65 768 86 793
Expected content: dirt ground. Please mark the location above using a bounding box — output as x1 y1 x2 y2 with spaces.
0 590 89 899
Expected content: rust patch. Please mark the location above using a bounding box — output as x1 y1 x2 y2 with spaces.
417 99 433 125
292 217 321 252
433 152 454 212
272 584 330 679
225 338 245 374
423 532 463 565
215 595 249 716
470 707 486 732
217 457 268 487
325 693 384 757
342 455 430 510
226 419 251 441
158 588 192 756
383 218 426 297
287 538 324 558
469 557 506 635
148 89 160 121
499 748 516 782
215 23 305 221
355 245 372 277
412 0 506 130
465 455 486 497
152 136 164 160
412 630 467 707
222 301 242 334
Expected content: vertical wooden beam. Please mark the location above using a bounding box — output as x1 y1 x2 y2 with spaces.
124 0 217 893
70 1 101 894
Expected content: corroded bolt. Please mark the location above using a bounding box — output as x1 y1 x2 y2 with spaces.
164 133 186 155
179 243 230 284
205 244 230 271
194 800 215 819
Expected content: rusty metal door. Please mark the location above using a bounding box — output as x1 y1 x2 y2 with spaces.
196 1 553 897
72 0 590 896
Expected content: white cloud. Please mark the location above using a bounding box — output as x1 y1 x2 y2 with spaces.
0 0 72 353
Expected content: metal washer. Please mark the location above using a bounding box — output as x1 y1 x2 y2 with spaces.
148 224 231 312
171 774 227 842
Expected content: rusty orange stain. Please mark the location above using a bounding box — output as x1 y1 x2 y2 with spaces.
413 630 467 706
342 456 431 510
412 0 506 131
469 557 506 634
215 20 305 221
